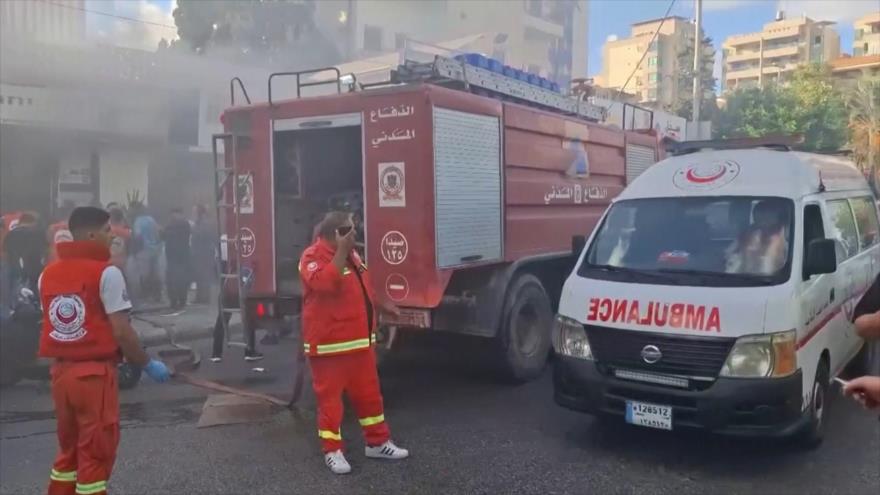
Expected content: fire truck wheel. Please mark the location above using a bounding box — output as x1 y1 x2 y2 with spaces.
497 273 553 383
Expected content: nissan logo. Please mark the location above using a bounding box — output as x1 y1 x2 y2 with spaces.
640 345 662 364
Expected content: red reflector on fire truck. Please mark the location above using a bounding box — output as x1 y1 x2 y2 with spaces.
255 303 266 317
380 309 431 329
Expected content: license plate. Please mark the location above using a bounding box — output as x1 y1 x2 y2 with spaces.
625 401 672 430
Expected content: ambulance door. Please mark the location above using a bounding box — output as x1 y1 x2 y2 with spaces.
823 198 862 373
798 201 840 381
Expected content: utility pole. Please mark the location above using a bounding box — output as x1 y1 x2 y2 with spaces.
692 0 702 123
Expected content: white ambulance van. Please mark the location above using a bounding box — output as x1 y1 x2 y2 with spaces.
553 141 879 446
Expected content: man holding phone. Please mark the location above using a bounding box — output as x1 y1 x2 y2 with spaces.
299 211 408 474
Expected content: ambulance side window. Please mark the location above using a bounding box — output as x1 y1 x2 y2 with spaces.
802 204 825 280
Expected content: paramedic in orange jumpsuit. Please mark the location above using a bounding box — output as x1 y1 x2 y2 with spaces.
299 211 409 475
39 206 171 495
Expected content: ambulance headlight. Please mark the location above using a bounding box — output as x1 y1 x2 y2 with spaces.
720 330 796 378
553 315 593 360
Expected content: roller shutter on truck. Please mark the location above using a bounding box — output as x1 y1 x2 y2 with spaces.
625 143 656 184
433 107 502 268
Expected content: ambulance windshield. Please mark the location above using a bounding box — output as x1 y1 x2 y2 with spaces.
580 196 794 287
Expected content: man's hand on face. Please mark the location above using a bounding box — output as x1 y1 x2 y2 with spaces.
336 226 356 254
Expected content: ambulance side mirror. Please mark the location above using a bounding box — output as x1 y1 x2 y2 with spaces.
572 235 587 258
805 239 837 278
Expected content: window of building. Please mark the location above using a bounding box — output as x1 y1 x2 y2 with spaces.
827 199 859 261
649 40 658 51
648 56 658 67
855 28 864 40
649 73 659 83
364 25 383 51
814 35 822 45
647 88 658 100
850 196 880 250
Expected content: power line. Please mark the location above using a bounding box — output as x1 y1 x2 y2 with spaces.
42 0 178 31
614 0 677 101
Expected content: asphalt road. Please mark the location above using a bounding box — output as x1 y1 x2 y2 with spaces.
1 332 878 495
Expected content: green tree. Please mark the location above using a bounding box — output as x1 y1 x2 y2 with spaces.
717 64 847 152
669 35 718 122
846 74 880 172
172 0 340 68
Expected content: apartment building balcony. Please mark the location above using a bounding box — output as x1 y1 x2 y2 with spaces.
726 50 762 63
762 43 800 59
725 66 761 79
726 32 762 47
523 12 564 38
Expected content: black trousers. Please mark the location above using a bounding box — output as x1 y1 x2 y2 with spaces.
165 260 190 309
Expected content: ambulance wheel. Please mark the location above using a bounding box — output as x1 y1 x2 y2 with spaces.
118 362 142 390
797 358 829 449
497 274 553 383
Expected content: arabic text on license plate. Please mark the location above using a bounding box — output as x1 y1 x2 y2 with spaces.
625 401 672 430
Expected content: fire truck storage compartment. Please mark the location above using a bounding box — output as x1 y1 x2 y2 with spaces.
433 107 503 268
272 116 363 297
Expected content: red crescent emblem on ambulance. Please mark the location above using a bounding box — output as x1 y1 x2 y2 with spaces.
685 166 726 183
673 160 740 191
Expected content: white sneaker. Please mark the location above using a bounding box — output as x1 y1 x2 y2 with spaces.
365 440 409 460
324 450 351 474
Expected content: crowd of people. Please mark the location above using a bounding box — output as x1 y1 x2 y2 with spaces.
0 202 217 314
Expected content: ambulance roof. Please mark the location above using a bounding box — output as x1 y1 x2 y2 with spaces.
617 149 870 201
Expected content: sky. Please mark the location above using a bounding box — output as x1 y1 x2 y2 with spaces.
88 0 878 84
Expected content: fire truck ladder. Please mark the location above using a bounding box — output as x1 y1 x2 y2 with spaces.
392 55 607 122
211 133 250 351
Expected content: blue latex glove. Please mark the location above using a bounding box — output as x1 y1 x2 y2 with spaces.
143 359 171 383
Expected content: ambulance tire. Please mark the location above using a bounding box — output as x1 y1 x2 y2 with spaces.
797 358 829 449
497 274 553 383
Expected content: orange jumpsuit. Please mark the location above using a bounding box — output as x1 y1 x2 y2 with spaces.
39 241 123 495
299 239 390 452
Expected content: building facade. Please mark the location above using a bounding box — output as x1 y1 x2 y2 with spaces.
0 0 87 46
722 12 840 91
598 16 701 108
313 0 588 87
854 12 880 57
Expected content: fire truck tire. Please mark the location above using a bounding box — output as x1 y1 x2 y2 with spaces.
497 273 553 382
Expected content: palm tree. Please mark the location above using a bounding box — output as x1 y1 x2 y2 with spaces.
846 74 880 176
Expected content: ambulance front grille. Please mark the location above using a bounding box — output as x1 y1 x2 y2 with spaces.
585 326 736 378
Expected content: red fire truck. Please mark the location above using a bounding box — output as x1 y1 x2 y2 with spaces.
213 55 660 381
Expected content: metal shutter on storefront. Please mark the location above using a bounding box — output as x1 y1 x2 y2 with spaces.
433 107 502 268
625 143 656 184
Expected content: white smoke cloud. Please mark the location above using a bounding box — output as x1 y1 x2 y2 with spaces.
607 34 619 42
89 0 178 51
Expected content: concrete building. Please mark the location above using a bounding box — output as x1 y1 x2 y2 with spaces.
0 0 87 46
853 12 880 57
598 16 700 108
830 54 880 82
722 12 840 91
313 0 588 87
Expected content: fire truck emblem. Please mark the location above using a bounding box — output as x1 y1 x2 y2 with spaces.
673 160 740 191
379 162 406 207
240 228 256 258
48 295 87 342
381 231 408 265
